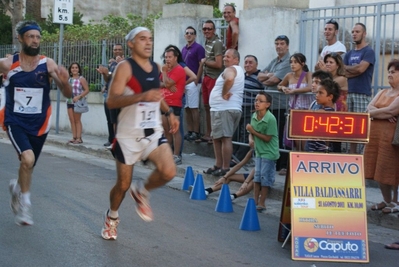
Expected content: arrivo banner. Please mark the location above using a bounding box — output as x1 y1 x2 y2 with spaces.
290 152 369 263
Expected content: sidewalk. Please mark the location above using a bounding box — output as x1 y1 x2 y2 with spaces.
1 129 398 231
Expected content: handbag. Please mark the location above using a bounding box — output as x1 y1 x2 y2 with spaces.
392 117 399 146
74 97 89 113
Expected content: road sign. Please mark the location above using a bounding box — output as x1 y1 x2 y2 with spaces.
53 0 74 24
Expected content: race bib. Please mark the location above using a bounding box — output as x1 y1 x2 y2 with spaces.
13 87 43 114
134 102 160 129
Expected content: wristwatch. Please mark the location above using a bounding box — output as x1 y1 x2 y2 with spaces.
165 107 174 117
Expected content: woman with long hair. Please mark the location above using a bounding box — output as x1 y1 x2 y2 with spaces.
67 62 89 144
277 53 313 150
323 52 348 111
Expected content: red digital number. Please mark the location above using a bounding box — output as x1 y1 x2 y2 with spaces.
304 116 315 132
343 117 354 134
329 116 340 133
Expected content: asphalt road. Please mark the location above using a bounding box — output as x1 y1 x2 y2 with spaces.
0 141 397 267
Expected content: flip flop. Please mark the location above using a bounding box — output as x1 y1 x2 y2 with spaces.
384 242 399 250
256 206 266 212
382 202 399 214
203 165 220 174
195 137 211 143
370 201 389 211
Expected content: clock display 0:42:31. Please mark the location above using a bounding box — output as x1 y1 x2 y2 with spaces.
289 110 370 142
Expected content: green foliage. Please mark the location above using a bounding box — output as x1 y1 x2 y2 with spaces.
166 0 219 8
39 8 84 34
0 12 12 44
213 7 222 18
41 13 162 43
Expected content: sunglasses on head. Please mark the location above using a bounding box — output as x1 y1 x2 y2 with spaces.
185 32 195 35
277 35 288 39
202 27 213 31
326 19 339 29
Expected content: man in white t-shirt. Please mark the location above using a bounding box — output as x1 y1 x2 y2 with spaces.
204 49 244 177
315 19 346 70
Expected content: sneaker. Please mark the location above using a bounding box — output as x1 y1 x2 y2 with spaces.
173 155 182 165
9 179 20 215
103 141 111 147
129 181 153 222
15 203 33 226
101 210 120 240
106 144 113 150
184 133 192 141
188 132 200 141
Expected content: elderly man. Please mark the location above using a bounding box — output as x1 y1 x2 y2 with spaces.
223 4 239 50
232 55 264 165
344 22 375 154
203 49 244 176
315 19 346 70
257 35 291 175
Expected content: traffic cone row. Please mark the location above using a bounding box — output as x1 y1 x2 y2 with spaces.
183 166 260 231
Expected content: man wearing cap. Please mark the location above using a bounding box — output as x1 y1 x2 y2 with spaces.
257 35 291 175
0 20 72 226
315 19 347 70
101 27 179 240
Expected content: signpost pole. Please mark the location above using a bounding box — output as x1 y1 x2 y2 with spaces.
55 23 64 134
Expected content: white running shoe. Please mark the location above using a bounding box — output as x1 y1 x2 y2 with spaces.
15 203 33 226
101 210 120 240
129 181 153 222
9 179 20 215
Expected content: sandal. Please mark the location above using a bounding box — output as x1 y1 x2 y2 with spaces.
256 206 266 212
382 202 399 214
203 165 220 174
370 200 389 211
68 137 77 143
73 138 83 144
384 242 399 250
212 168 230 177
195 137 211 143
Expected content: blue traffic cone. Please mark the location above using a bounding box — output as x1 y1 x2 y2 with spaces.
239 198 260 231
189 174 207 200
182 166 194 191
215 184 233 212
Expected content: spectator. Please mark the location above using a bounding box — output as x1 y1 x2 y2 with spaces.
203 49 244 176
344 22 375 154
257 35 291 175
160 48 186 165
232 55 264 166
309 70 333 109
162 44 197 159
246 92 279 212
278 53 313 151
364 59 399 214
203 149 255 200
223 4 239 50
67 62 90 144
195 20 224 144
182 26 205 141
315 19 346 70
306 79 340 152
324 53 348 112
97 44 124 149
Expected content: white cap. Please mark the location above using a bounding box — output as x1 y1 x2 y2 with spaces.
125 27 151 41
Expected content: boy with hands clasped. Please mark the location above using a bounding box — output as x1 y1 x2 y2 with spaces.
246 92 280 211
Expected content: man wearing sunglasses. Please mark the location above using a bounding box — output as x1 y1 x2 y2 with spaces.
315 19 346 70
182 26 205 142
195 20 224 144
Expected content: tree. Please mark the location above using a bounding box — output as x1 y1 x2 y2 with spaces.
1 0 24 48
0 4 12 44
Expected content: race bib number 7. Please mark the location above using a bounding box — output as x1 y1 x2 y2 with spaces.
14 87 43 114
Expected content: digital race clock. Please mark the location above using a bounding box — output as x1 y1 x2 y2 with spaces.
288 110 370 142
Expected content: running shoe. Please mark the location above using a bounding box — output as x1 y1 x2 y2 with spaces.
15 203 33 226
101 210 120 240
129 181 153 222
173 155 182 165
9 179 20 215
